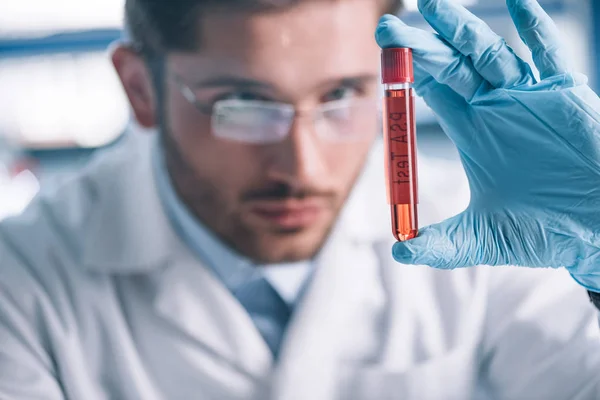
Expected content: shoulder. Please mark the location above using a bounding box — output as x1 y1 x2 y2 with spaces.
0 131 149 302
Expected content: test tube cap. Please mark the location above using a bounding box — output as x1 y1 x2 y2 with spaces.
381 48 414 84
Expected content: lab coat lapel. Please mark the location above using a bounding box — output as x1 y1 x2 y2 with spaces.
272 229 385 400
152 237 274 383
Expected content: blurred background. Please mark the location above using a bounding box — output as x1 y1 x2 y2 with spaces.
0 0 598 220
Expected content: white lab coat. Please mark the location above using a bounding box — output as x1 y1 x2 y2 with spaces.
1 130 600 400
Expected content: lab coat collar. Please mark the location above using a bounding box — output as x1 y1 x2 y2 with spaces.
81 130 175 272
152 233 274 382
147 212 386 390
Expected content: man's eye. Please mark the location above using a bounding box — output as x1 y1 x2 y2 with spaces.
323 86 359 102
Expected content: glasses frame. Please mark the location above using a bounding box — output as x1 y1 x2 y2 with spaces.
171 73 380 144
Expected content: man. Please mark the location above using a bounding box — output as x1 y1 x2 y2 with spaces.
2 0 600 399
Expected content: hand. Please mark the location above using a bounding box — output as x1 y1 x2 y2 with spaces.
375 0 600 291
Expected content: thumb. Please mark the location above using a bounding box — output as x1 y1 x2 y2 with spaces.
392 213 478 269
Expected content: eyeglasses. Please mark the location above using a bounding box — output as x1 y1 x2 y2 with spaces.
173 75 379 144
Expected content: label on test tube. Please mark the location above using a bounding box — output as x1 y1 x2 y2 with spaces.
384 89 418 205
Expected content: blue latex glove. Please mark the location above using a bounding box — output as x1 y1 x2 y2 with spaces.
375 0 600 291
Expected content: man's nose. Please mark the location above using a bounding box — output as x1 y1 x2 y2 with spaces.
265 116 328 187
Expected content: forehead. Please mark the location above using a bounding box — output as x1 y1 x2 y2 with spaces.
172 0 381 96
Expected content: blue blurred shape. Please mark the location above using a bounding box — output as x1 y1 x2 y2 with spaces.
0 29 122 58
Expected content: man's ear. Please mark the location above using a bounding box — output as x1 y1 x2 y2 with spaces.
111 44 158 128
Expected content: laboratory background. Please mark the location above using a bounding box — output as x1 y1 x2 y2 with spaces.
0 0 598 220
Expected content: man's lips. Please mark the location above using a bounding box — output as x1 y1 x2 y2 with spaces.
246 199 327 229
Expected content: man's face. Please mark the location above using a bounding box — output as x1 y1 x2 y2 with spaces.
160 0 381 263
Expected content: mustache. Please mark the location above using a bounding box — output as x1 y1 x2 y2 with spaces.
242 182 336 202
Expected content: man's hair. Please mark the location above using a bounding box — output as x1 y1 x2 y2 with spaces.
125 0 404 56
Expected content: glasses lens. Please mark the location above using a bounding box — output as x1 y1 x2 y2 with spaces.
318 98 378 141
212 100 294 144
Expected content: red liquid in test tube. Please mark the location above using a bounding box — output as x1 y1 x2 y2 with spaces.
381 48 418 242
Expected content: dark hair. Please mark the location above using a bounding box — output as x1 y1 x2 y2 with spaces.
125 0 404 56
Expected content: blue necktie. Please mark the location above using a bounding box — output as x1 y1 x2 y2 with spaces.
233 275 292 358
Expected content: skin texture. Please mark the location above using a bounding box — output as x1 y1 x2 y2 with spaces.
112 0 381 263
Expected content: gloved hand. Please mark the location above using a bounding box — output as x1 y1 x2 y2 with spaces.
375 0 600 291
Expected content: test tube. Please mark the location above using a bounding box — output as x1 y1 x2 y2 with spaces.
381 48 418 242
